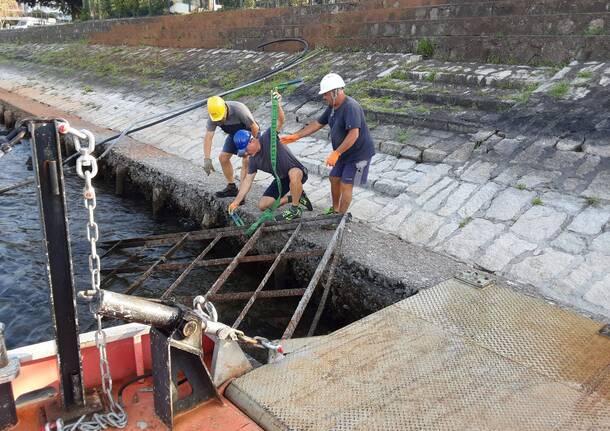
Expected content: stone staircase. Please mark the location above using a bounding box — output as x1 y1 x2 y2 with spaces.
254 0 610 64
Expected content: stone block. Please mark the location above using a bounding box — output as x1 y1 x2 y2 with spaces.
582 171 610 201
486 188 536 221
491 138 520 157
444 142 475 164
458 182 501 218
399 210 445 245
407 164 451 195
411 135 440 150
511 206 567 242
576 155 601 177
438 182 478 216
379 140 403 157
394 159 416 172
591 232 610 254
422 147 448 163
379 203 414 234
555 138 583 152
518 170 561 188
567 206 610 236
460 161 496 184
415 177 453 206
399 145 422 162
541 192 587 215
582 141 610 157
478 232 537 272
551 232 587 254
349 199 385 222
510 248 577 286
423 181 459 212
373 179 407 197
543 151 584 171
442 218 505 261
583 275 610 311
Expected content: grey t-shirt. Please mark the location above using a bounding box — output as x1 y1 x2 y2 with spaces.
248 129 306 178
317 96 375 162
206 101 255 135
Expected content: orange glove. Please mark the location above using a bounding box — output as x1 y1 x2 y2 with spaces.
325 150 340 167
280 134 299 145
228 202 239 214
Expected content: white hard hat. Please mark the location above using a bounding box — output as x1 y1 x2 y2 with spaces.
319 73 346 95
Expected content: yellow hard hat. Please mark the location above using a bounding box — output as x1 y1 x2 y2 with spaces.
207 96 226 122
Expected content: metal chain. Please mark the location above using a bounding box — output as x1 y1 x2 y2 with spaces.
53 122 127 431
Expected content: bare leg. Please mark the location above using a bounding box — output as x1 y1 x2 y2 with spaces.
288 168 303 207
329 176 341 211
219 152 234 183
259 196 290 211
338 182 354 213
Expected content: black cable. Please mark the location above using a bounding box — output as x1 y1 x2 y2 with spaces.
117 372 152 406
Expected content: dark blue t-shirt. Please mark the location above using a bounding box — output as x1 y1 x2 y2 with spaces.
248 129 306 178
317 96 375 163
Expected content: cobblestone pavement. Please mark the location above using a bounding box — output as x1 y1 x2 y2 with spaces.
0 44 608 318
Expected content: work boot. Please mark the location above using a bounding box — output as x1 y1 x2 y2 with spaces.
287 192 313 211
215 183 238 198
276 205 303 221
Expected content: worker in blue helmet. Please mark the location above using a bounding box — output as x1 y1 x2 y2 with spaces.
228 92 313 221
233 129 251 159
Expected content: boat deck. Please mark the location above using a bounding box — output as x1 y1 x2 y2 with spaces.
226 278 610 430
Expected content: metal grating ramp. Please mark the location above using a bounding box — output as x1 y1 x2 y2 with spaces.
226 279 610 430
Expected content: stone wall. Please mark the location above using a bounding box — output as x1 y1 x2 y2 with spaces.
0 0 608 63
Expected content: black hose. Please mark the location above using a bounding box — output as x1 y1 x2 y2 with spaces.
95 37 310 159
117 371 191 406
117 372 152 406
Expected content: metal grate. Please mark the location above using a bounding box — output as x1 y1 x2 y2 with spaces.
227 280 610 430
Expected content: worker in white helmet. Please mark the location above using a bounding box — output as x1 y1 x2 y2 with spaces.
280 73 375 214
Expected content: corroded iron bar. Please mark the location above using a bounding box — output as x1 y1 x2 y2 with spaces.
100 214 342 249
100 254 139 289
307 249 343 337
282 213 349 339
203 226 265 300
206 289 307 302
160 234 224 300
100 249 325 274
124 233 190 295
100 239 123 259
233 223 302 329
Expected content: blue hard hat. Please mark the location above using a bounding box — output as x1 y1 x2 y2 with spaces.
233 130 252 151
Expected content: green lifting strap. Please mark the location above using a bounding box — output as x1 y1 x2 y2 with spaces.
245 79 302 237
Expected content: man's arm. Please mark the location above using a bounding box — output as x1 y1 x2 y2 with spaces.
335 128 360 155
203 130 214 159
250 121 260 139
277 102 285 132
232 172 255 207
281 121 325 144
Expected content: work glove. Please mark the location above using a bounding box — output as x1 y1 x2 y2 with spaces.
228 201 239 214
280 134 299 145
325 150 340 167
203 158 215 175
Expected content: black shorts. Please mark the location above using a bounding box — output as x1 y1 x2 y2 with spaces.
263 169 308 199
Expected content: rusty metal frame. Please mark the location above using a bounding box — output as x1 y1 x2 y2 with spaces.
232 223 303 329
98 213 348 339
282 213 349 339
124 233 191 295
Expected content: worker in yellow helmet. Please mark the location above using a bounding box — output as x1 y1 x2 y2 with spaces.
204 96 260 198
